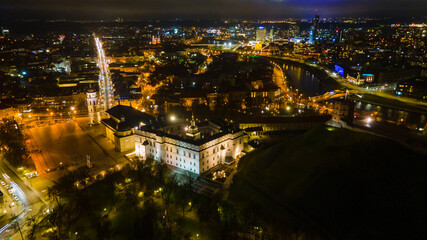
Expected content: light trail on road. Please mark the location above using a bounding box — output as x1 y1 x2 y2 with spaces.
94 35 114 111
0 155 45 238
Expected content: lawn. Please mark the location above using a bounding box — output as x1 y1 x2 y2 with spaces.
229 126 427 240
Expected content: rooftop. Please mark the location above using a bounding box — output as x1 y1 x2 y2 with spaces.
103 105 157 131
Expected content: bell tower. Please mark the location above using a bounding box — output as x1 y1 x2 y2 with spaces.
87 89 101 125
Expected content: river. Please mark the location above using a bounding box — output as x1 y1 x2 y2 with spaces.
284 64 323 97
283 64 427 129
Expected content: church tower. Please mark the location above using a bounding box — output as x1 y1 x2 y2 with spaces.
87 89 101 125
186 114 201 140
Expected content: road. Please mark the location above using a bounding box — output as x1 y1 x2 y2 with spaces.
266 55 427 145
267 55 427 114
95 36 114 110
0 154 45 239
0 161 41 206
0 116 129 239
351 120 427 154
354 93 427 114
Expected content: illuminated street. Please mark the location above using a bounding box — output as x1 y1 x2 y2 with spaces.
0 153 45 239
0 1 426 239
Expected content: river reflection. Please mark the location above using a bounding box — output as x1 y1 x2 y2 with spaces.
355 102 427 128
284 64 322 97
284 64 427 128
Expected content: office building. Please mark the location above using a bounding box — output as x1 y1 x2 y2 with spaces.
256 27 267 42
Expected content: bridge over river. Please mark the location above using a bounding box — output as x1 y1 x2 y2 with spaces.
267 56 427 128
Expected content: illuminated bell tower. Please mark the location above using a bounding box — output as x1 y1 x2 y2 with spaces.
87 89 101 125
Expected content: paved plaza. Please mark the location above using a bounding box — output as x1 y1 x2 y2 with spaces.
24 117 130 189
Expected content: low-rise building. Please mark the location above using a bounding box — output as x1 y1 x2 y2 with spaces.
102 105 156 152
395 78 427 100
101 105 245 175
346 73 365 85
346 72 374 85
0 104 16 120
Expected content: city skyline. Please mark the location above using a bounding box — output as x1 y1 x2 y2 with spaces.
0 1 426 239
1 0 426 20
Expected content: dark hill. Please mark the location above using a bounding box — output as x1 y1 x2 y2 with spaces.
229 126 427 240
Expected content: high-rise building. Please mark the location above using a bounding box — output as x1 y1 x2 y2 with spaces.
313 15 319 30
151 35 161 44
289 22 300 38
256 27 267 42
339 29 344 43
308 29 314 44
308 15 320 44
269 28 274 42
94 36 114 112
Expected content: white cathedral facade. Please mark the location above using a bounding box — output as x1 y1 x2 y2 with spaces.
100 105 245 176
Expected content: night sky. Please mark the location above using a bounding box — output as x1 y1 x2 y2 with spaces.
1 0 426 19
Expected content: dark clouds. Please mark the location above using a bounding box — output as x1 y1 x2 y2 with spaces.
0 0 426 19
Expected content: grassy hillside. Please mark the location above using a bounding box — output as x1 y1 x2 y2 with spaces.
229 126 427 240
